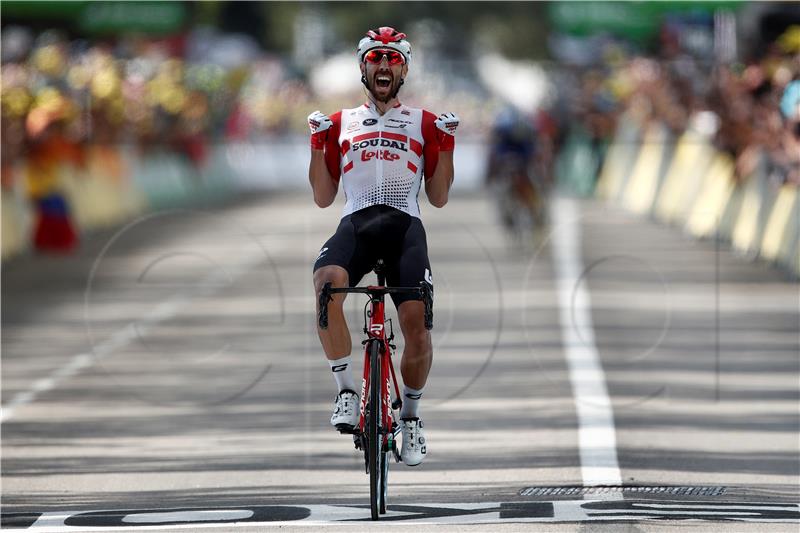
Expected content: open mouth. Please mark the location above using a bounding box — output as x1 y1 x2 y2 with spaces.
375 74 392 89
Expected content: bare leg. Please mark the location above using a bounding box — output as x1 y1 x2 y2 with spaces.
397 300 432 389
314 265 351 360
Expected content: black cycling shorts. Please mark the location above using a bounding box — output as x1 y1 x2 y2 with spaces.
313 204 433 307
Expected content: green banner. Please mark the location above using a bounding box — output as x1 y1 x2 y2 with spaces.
1 1 87 19
79 1 186 35
1 1 186 35
548 1 743 43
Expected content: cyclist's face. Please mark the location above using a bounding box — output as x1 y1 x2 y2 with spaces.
361 52 408 103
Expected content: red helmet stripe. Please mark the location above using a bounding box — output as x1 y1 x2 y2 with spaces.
366 26 406 44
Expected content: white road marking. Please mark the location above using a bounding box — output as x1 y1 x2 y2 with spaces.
1 352 93 421
0 251 268 423
7 501 796 531
122 510 254 523
622 502 800 511
551 196 622 490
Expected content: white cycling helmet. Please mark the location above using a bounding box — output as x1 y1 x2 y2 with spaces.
356 26 412 65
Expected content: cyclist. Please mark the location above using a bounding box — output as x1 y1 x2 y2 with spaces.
485 106 543 238
307 27 459 467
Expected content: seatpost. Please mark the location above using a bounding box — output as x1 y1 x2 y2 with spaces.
375 259 386 286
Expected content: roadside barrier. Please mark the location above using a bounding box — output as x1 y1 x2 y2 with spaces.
653 129 717 226
760 185 799 274
621 123 672 215
580 117 799 277
595 111 642 202
685 152 736 239
555 127 604 197
1 171 32 260
1 143 237 261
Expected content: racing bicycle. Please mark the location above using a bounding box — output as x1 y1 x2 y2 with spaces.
318 260 433 520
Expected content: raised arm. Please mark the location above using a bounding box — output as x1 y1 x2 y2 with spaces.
422 111 459 208
307 111 342 208
309 150 337 207
425 151 454 208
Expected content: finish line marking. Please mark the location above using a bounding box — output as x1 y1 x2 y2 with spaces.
551 196 622 489
3 501 798 530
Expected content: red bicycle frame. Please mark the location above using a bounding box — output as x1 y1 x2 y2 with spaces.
358 289 403 442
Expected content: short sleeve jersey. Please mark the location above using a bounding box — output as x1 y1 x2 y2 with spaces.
322 101 442 219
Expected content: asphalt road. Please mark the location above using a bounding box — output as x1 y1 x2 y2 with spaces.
2 190 798 532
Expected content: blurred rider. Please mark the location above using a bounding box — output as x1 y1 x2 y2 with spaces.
487 106 536 178
307 27 459 466
485 106 540 232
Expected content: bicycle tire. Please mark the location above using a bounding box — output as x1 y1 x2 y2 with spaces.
379 439 389 514
368 340 382 520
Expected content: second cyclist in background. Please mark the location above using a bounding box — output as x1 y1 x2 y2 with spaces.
485 106 551 250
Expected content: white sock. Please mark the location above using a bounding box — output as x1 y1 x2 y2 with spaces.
328 356 356 393
400 385 424 419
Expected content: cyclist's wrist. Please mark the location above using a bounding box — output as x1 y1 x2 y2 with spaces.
310 131 328 150
437 131 455 151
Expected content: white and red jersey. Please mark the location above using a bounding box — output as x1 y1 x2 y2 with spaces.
322 101 443 219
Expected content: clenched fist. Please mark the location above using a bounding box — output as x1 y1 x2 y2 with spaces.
434 112 459 151
308 110 333 149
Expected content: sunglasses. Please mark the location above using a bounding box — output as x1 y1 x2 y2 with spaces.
364 49 405 65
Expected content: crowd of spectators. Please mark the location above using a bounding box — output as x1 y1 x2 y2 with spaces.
4 21 798 200
0 28 296 176
568 24 800 187
0 27 491 180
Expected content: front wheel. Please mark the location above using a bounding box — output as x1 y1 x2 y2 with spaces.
367 340 382 520
379 439 389 514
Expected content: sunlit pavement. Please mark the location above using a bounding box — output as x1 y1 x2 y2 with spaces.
2 190 798 531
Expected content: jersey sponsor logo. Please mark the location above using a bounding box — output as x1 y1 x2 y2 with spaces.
351 138 408 152
346 121 359 131
362 118 378 126
361 149 400 162
401 109 411 115
388 118 414 125
386 123 407 129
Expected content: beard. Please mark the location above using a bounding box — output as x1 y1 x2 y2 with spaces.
368 75 403 103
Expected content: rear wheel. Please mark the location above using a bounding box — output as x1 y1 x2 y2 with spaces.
367 340 382 520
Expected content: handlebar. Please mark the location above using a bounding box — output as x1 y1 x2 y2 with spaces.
318 282 433 330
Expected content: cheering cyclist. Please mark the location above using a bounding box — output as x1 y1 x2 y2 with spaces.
307 27 459 466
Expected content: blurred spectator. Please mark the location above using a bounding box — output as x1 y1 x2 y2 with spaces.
559 23 800 189
776 80 800 185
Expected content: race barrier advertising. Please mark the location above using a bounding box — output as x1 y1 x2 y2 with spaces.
588 116 799 277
